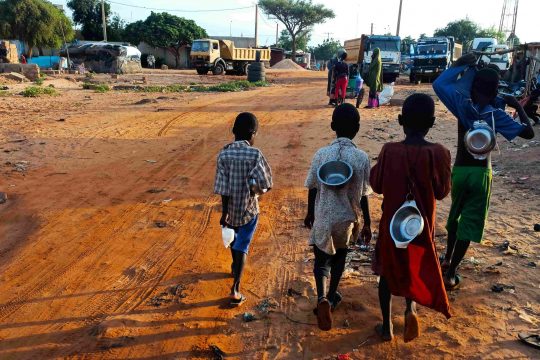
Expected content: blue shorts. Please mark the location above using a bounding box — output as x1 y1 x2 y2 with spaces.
231 215 259 254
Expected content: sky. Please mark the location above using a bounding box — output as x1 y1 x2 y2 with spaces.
56 0 538 46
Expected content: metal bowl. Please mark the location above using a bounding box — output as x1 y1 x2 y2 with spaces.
390 200 424 249
317 160 353 187
465 124 496 155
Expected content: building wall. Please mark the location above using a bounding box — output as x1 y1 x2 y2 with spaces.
137 42 191 68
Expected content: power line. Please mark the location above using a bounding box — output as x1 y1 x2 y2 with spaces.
107 1 254 13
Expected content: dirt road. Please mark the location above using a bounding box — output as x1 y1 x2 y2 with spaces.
0 71 539 359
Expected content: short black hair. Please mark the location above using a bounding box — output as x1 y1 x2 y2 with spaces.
332 103 360 134
233 112 258 139
473 68 500 99
400 93 435 130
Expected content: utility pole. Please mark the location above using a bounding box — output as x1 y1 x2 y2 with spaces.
275 23 279 46
371 23 374 35
254 5 259 48
396 0 403 36
230 21 232 37
101 0 107 42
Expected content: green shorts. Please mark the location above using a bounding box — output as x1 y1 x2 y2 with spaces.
446 166 492 243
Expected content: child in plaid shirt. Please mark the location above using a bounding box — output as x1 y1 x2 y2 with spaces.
214 112 273 305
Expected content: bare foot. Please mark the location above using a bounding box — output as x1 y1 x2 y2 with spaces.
375 323 393 341
404 311 420 342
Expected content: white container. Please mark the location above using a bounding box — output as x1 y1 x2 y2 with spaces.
222 226 235 248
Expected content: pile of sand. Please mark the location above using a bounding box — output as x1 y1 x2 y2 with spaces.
271 59 307 71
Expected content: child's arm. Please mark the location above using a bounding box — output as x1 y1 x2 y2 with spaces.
220 195 230 226
360 195 372 244
304 188 317 229
433 148 452 201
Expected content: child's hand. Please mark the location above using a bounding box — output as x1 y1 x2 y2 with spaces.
360 224 372 245
220 213 230 227
304 213 314 229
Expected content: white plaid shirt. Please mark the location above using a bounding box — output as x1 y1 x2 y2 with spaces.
214 141 273 227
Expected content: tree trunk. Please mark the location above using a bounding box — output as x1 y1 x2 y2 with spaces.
174 47 181 69
291 34 297 63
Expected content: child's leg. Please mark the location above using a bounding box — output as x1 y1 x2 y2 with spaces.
230 242 236 276
377 276 393 340
327 248 347 304
231 250 247 295
313 246 331 301
445 239 470 285
230 216 258 301
404 298 420 342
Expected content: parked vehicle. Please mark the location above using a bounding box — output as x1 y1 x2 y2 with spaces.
410 37 462 83
190 38 270 75
344 35 401 83
472 38 497 52
480 44 513 74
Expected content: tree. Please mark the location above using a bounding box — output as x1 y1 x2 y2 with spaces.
277 29 310 51
123 12 207 68
401 35 416 54
476 26 506 44
309 38 341 61
434 19 479 48
507 33 520 47
0 0 74 57
67 0 124 41
68 0 107 40
259 0 334 62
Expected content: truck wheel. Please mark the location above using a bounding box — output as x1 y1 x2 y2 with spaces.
196 69 208 75
212 63 225 75
241 63 250 75
409 74 415 84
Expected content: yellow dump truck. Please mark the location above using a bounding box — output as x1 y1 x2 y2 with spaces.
190 38 270 75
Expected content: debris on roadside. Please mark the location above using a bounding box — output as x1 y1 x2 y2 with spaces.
0 192 6 204
242 312 256 322
154 221 167 228
256 298 279 315
147 188 166 193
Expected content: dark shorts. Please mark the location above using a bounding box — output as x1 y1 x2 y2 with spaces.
446 166 492 243
231 215 259 254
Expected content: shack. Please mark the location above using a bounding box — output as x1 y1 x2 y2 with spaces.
60 42 142 74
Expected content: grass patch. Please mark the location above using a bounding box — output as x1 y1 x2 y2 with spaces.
34 77 44 86
141 84 187 93
83 82 110 93
21 86 57 97
0 90 10 97
191 80 269 92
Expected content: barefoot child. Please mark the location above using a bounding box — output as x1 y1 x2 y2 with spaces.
370 94 452 342
433 54 534 291
214 112 273 306
304 103 372 331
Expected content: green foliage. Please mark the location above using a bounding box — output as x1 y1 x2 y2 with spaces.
278 29 310 51
401 35 416 54
34 77 44 86
140 85 187 93
82 82 110 92
259 0 335 61
434 19 478 46
476 27 506 44
0 0 74 57
193 80 269 92
0 90 10 97
67 0 124 41
123 12 207 68
309 38 341 61
21 86 57 97
434 19 511 51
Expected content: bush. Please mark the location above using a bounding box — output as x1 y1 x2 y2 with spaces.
0 90 9 97
83 82 110 93
191 80 269 92
34 77 44 86
21 86 57 97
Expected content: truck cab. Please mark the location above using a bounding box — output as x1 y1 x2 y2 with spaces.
362 35 401 83
191 39 222 75
480 44 512 73
410 37 461 83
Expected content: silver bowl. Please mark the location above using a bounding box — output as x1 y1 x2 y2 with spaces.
317 160 353 187
390 200 424 248
465 123 496 155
